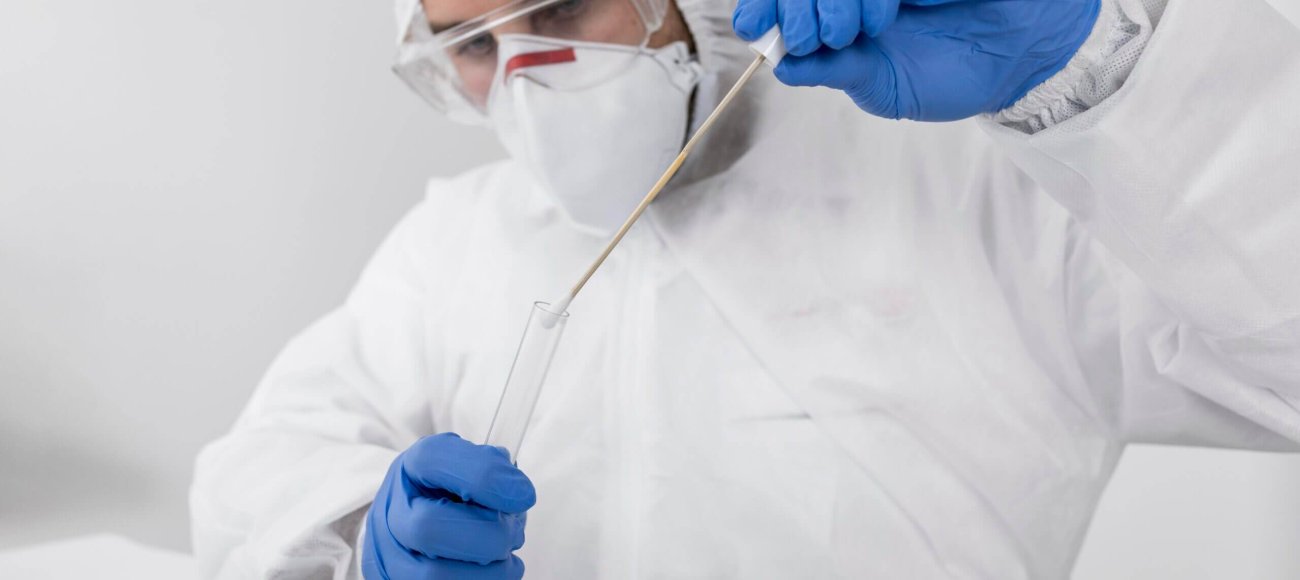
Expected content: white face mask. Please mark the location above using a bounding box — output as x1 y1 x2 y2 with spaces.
488 36 704 234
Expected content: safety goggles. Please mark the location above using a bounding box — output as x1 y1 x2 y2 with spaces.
394 0 669 122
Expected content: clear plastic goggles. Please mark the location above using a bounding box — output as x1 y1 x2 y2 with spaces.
394 0 668 121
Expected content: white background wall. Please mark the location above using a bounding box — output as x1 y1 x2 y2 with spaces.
1 0 1297 577
0 0 500 552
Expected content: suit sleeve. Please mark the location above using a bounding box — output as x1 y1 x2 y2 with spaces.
189 198 444 579
981 0 1300 444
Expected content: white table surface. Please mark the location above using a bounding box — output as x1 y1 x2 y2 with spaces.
0 534 198 579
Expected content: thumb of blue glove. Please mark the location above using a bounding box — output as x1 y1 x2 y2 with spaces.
736 0 1101 121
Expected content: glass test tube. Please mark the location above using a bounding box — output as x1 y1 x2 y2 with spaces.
484 301 569 463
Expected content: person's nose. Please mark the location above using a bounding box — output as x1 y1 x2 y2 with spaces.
492 19 532 36
502 45 577 79
492 21 579 80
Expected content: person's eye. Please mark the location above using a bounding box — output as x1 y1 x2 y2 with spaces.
532 0 587 30
455 33 497 58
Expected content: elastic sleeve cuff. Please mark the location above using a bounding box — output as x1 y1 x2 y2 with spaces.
991 0 1168 134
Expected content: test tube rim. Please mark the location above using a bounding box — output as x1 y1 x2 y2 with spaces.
534 300 571 319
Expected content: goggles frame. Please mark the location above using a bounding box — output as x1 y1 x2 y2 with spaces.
393 0 669 121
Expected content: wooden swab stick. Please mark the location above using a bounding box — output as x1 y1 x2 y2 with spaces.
551 53 768 315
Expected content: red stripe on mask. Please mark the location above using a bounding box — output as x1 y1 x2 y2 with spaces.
503 48 577 81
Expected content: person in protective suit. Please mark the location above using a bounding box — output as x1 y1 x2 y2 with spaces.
191 0 1300 577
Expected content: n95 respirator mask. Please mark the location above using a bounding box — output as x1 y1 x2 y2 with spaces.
488 36 703 234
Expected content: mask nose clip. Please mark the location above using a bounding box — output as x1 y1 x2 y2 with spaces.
503 48 577 83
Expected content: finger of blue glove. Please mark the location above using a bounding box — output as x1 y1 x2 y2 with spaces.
813 0 860 49
732 0 777 42
376 523 525 580
390 493 527 565
774 38 901 118
859 0 899 37
428 553 525 580
776 0 823 56
402 433 537 514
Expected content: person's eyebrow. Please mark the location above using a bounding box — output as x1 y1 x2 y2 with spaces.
428 19 462 34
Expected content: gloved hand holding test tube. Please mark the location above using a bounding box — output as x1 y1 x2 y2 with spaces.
482 29 787 462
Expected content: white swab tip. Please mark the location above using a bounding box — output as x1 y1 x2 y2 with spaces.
539 295 571 329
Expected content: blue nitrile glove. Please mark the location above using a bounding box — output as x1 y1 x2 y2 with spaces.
733 0 1102 121
362 433 536 580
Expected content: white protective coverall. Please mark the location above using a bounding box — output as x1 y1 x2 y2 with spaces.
190 0 1300 577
